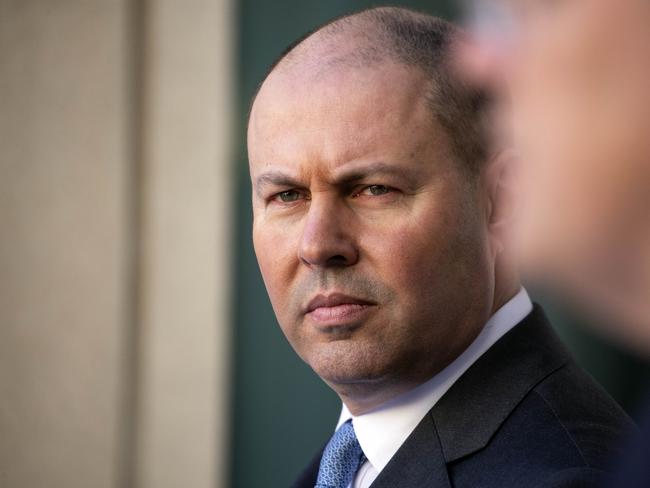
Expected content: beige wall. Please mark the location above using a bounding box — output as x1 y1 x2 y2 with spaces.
134 1 233 487
0 1 233 487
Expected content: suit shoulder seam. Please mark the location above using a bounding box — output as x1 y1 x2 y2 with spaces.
531 386 589 467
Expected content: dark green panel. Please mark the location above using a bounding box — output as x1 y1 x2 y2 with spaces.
230 2 649 488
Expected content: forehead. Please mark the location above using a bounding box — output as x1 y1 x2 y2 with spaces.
248 62 451 179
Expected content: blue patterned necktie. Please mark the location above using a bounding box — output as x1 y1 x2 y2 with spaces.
315 420 365 488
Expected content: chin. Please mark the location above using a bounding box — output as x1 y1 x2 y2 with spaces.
306 341 394 387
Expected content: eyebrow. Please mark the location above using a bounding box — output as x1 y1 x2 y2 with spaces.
253 162 418 198
334 162 415 184
254 171 302 198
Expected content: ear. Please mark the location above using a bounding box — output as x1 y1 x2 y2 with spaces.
483 149 521 257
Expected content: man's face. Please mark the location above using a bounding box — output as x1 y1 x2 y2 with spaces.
462 0 650 327
248 62 495 407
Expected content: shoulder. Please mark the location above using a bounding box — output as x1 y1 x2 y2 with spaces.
452 362 632 487
445 306 635 487
531 361 634 468
531 467 613 488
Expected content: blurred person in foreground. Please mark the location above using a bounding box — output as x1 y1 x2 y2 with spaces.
460 0 650 350
247 7 631 488
459 1 650 486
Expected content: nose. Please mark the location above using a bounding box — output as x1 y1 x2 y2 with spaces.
298 198 358 268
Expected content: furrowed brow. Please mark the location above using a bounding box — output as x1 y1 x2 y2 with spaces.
335 162 415 184
254 171 302 198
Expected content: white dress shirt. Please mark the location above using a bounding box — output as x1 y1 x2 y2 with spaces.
335 288 533 488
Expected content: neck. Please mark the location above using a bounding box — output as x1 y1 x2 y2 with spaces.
337 282 523 416
491 259 522 315
491 280 521 316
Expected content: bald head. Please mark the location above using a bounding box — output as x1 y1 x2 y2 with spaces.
252 7 491 174
247 7 520 414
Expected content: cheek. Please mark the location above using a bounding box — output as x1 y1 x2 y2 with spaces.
512 1 650 169
513 5 650 265
252 223 296 311
253 228 307 352
510 7 603 146
361 205 475 308
366 236 424 301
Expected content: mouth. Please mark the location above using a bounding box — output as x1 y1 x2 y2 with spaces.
304 292 376 328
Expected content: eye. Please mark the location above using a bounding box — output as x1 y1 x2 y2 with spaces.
273 189 304 203
358 185 393 196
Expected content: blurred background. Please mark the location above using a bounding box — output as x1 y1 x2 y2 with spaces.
1 1 648 487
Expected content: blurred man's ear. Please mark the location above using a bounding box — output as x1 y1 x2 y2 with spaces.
483 148 520 255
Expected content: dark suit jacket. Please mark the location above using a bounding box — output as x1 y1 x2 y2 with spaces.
292 305 634 487
609 393 650 488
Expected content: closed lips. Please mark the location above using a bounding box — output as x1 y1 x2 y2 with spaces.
305 293 375 313
304 293 376 325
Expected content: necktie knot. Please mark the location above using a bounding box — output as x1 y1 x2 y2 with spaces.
315 420 365 488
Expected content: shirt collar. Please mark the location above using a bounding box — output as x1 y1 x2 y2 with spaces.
336 287 533 474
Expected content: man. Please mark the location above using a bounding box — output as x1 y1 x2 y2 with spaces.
247 7 631 488
458 1 650 486
460 0 650 349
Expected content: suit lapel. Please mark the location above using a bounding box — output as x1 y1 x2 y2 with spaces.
372 305 570 485
431 305 570 462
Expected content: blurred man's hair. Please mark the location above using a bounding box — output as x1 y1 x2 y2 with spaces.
253 7 492 176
